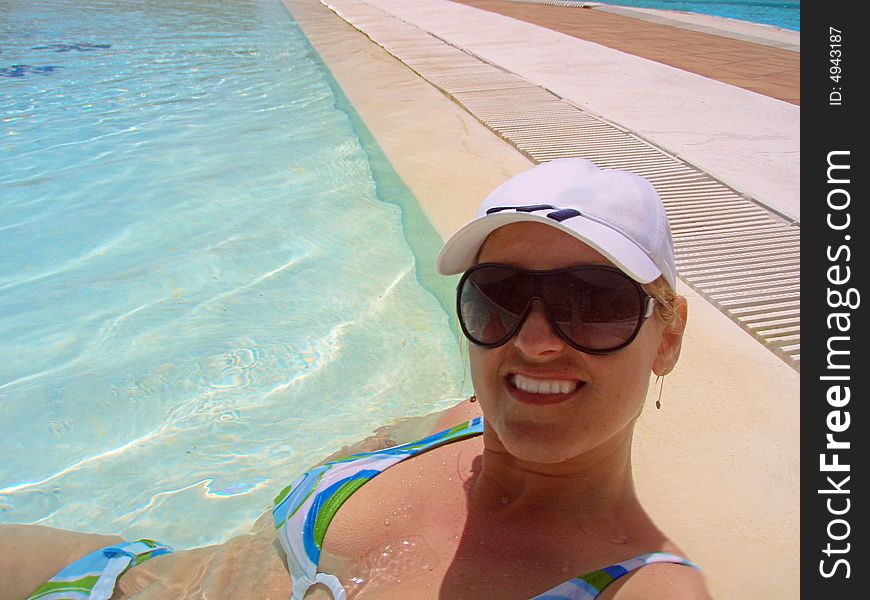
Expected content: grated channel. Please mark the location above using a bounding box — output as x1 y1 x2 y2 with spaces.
321 0 800 371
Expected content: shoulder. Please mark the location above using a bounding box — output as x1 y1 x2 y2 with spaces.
313 398 482 466
599 558 712 600
428 397 484 433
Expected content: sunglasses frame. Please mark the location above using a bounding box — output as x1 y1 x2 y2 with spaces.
456 262 656 355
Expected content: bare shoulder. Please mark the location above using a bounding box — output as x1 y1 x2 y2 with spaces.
428 396 484 433
0 523 123 600
600 559 713 600
312 398 481 466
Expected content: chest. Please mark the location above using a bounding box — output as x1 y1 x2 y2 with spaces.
313 444 630 600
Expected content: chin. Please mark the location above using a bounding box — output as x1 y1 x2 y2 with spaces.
494 417 588 463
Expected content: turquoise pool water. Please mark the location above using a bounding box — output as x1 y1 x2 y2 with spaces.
595 0 800 31
0 0 465 548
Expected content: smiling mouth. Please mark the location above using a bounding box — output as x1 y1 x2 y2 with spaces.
510 373 580 395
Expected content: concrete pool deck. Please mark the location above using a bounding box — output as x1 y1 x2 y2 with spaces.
284 1 800 598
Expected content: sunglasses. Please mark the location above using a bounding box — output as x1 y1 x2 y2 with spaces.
456 263 656 355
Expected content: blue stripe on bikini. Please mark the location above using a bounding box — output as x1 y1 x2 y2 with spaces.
302 469 381 564
273 465 330 527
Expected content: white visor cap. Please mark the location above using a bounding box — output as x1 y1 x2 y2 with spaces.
436 158 677 291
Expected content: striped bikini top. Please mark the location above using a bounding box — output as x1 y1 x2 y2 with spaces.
272 417 698 600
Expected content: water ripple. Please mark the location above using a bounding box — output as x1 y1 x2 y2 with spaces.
0 0 464 549
0 424 165 495
0 229 133 292
190 255 305 314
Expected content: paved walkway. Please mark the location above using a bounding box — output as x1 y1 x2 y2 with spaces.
352 0 800 223
452 0 799 104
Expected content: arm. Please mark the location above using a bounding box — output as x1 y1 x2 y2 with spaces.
0 524 124 600
1 520 295 599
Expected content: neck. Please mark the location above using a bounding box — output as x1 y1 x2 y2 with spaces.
468 427 640 520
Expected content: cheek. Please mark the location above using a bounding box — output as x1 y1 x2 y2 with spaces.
612 360 652 401
601 334 659 399
468 344 487 388
468 344 502 395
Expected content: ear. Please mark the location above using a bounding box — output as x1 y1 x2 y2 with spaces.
652 295 687 376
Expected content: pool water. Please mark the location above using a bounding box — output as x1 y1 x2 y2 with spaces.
593 0 800 31
0 0 465 548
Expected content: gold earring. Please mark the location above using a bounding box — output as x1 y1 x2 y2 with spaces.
655 374 665 410
469 394 477 403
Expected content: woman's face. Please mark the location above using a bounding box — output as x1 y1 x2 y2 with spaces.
468 222 683 466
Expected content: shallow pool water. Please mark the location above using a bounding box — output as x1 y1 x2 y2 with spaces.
0 0 465 548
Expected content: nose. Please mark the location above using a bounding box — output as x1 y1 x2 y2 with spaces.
512 300 567 357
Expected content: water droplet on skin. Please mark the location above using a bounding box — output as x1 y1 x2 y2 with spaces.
500 495 509 505
384 517 390 526
561 566 570 574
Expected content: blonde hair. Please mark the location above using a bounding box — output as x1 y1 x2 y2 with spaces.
643 276 680 328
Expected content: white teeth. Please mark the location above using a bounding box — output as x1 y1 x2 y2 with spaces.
512 374 578 395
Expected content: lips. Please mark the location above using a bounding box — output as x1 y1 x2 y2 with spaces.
508 373 582 405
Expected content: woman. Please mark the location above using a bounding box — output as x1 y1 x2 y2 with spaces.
2 158 711 599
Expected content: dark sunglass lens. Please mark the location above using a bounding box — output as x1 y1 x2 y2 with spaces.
550 268 645 351
459 267 526 346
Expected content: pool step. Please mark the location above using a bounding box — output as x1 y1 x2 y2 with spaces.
320 0 800 372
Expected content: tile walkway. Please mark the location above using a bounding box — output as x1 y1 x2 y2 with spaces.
451 0 799 104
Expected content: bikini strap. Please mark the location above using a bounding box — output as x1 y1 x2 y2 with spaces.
532 552 700 600
26 538 173 600
314 572 348 600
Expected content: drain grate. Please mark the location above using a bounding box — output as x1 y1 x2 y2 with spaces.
321 0 800 371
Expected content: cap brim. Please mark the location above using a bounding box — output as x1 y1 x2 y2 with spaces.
436 213 662 285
